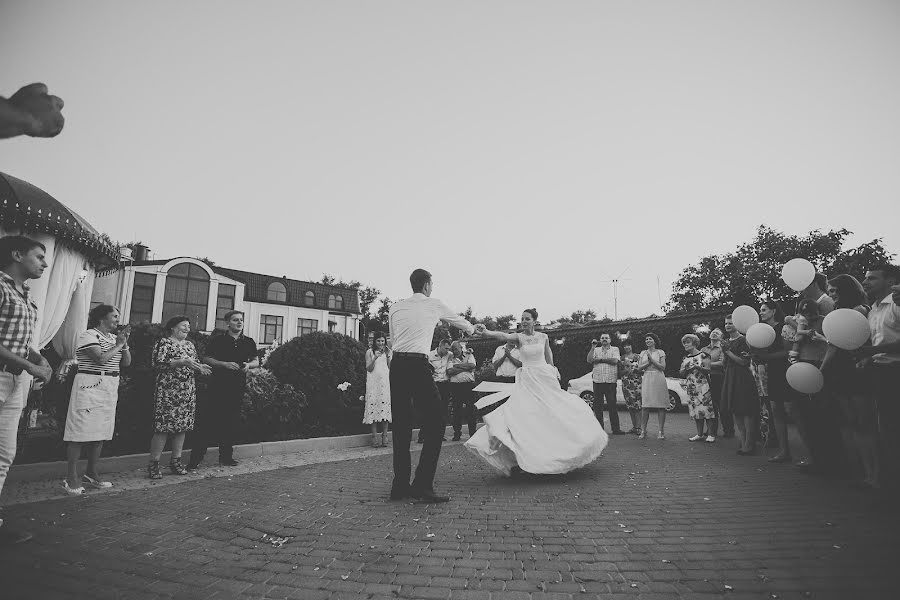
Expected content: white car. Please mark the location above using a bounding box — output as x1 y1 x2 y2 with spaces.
566 372 689 412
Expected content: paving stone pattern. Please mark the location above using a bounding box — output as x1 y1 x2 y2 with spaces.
1 413 897 599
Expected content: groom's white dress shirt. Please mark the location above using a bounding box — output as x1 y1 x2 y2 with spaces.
389 293 475 354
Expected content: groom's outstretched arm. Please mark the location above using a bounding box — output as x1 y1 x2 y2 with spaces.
436 300 476 335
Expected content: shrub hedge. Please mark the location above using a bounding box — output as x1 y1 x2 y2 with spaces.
265 331 369 437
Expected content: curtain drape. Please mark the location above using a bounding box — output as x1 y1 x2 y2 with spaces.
52 269 95 360
36 242 84 350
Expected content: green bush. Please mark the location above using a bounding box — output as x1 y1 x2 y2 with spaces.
265 331 368 436
239 368 308 442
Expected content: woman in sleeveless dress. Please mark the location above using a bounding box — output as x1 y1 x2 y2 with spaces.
363 332 392 447
465 309 608 476
638 332 669 439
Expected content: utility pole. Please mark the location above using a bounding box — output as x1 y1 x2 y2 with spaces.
600 267 631 321
657 275 662 311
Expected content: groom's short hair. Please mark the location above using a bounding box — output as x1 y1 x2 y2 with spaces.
410 268 431 293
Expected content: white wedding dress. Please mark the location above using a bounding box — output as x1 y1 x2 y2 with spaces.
464 331 608 476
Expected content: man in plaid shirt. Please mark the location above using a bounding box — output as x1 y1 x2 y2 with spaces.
0 236 53 545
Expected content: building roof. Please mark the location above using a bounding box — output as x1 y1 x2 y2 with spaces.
132 259 360 314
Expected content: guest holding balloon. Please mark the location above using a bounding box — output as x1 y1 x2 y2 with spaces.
722 314 759 455
748 299 792 463
638 333 668 440
680 334 715 442
619 341 643 435
788 299 843 474
858 264 900 493
701 329 726 437
804 272 836 316
820 275 874 486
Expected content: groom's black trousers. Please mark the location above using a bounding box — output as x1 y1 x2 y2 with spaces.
390 354 446 494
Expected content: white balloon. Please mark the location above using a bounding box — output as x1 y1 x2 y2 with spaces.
746 323 776 349
782 258 816 292
732 305 760 334
823 308 871 351
786 362 824 395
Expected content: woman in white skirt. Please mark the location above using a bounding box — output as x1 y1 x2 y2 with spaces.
62 305 130 495
363 332 392 446
638 332 669 439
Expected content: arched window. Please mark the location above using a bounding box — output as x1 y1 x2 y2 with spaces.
266 281 287 302
327 294 344 310
162 263 210 331
304 290 315 306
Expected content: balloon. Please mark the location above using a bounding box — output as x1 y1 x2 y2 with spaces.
732 305 760 334
823 308 871 351
746 323 776 349
786 362 824 395
782 258 816 292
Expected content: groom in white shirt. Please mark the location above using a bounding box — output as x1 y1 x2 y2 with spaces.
388 269 474 502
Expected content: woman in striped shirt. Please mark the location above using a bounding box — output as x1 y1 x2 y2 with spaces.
62 304 131 495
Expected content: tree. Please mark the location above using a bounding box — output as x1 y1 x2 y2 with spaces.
551 309 598 327
666 226 896 313
494 314 516 331
372 297 392 332
458 306 477 325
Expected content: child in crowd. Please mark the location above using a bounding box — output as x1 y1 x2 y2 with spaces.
783 300 819 363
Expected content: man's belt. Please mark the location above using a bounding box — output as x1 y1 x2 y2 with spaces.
393 352 427 359
78 369 120 377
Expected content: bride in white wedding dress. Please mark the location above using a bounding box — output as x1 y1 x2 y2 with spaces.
465 309 608 476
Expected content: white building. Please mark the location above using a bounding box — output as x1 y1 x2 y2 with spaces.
91 257 361 344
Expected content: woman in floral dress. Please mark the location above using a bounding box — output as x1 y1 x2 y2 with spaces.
619 342 643 435
680 334 716 443
363 332 392 447
147 316 210 479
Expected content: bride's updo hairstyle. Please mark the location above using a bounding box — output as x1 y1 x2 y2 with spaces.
523 308 538 321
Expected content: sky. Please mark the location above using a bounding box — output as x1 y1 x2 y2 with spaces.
2 0 898 322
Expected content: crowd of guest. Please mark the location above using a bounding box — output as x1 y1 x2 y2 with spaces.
578 263 900 496
683 265 899 494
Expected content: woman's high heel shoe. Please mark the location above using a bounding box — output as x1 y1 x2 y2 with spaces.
169 457 188 475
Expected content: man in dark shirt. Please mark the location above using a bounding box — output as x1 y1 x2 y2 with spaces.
188 310 258 469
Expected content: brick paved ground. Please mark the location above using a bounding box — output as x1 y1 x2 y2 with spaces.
1 412 897 600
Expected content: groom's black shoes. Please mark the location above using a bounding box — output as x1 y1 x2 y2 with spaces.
389 486 449 503
409 487 450 503
390 486 411 500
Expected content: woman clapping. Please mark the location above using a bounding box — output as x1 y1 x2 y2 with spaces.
62 305 131 494
638 333 668 439
148 316 211 479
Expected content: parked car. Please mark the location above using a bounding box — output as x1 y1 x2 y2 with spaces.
566 372 688 412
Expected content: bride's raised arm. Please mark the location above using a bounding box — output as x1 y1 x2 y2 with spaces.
472 324 519 345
